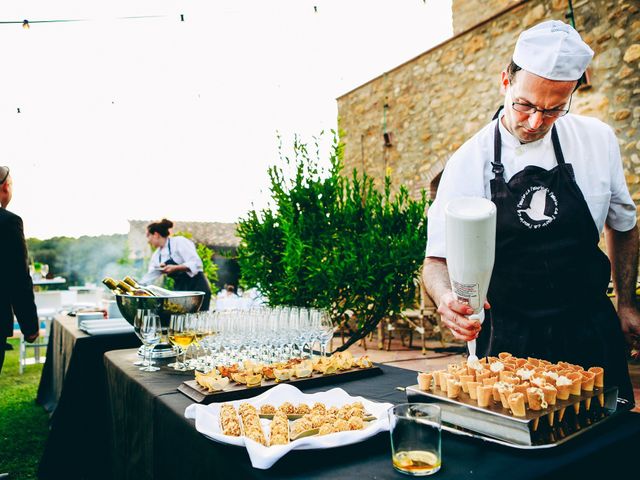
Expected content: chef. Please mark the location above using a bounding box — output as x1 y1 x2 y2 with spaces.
423 20 638 402
141 218 212 311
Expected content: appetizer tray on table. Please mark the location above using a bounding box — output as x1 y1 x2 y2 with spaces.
406 384 631 449
406 352 633 449
184 383 393 469
178 352 381 403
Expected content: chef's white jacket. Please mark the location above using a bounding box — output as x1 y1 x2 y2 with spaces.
141 236 203 284
426 112 637 259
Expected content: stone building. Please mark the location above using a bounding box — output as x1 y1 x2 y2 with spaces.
337 0 640 213
128 220 240 289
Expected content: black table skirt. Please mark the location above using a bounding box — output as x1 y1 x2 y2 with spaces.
36 316 140 480
104 348 640 480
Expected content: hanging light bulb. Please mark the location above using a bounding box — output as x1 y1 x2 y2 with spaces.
22 19 30 30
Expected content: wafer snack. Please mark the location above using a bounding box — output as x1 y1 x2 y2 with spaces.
508 392 526 417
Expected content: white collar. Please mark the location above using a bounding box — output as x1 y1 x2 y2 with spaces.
498 111 554 150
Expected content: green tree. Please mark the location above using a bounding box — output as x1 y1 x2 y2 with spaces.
237 132 428 351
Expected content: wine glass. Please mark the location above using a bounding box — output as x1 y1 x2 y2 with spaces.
317 310 335 357
134 313 161 372
169 314 196 371
40 264 49 278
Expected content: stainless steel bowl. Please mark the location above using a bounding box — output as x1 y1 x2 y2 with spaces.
116 292 205 359
115 291 205 328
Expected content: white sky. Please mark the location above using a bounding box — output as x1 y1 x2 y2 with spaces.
0 0 452 239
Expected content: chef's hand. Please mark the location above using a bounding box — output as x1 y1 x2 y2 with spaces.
161 264 182 274
437 291 489 342
618 304 640 347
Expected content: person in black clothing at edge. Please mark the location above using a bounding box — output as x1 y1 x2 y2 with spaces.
423 21 639 404
0 166 39 479
141 218 212 311
0 165 39 374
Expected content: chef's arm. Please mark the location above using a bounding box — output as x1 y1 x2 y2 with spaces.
422 257 482 341
605 223 640 343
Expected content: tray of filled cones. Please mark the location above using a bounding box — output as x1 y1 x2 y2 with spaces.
405 352 633 449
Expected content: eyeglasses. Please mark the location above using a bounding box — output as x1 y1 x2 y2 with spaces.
511 99 571 118
0 166 9 185
508 82 572 118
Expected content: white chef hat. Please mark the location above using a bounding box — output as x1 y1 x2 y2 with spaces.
513 20 593 81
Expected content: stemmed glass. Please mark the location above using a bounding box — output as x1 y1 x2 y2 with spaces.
40 264 49 278
134 312 162 372
169 314 196 371
316 310 334 357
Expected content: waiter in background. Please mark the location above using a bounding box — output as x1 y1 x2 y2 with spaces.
0 166 39 373
141 218 212 311
423 21 639 402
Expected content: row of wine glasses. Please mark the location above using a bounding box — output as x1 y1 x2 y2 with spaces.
133 306 336 373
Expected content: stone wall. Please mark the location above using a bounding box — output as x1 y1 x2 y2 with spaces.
337 0 640 218
452 0 522 35
128 220 239 260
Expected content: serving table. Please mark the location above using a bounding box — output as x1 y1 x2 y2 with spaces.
36 314 140 480
103 348 640 479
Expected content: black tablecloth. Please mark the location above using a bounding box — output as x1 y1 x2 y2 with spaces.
36 315 140 480
104 348 640 479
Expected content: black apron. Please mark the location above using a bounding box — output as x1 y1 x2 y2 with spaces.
161 238 212 311
475 118 633 402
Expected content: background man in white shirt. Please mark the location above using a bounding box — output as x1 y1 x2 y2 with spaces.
423 21 639 402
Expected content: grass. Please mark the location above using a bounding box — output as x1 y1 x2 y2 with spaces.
0 338 49 479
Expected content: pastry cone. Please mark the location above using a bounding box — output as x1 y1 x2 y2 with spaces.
513 383 530 403
438 372 450 393
543 385 557 426
526 387 546 411
477 385 493 407
482 376 497 387
501 374 520 385
467 381 481 400
515 358 527 368
446 377 462 399
581 372 596 410
558 407 567 423
542 385 557 406
432 369 443 388
492 384 502 402
417 372 433 391
567 372 582 396
498 352 513 360
498 386 513 409
459 374 474 393
588 367 604 388
555 381 571 401
476 370 492 382
508 392 526 417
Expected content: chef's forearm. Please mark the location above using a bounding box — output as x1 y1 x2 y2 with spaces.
422 257 452 307
605 224 639 308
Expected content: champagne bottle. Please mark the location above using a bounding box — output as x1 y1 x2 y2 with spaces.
123 276 156 296
102 277 126 295
144 284 175 296
116 280 153 297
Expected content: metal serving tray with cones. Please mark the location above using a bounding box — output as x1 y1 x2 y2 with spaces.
405 384 632 449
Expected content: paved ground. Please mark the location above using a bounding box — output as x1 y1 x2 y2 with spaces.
345 336 640 412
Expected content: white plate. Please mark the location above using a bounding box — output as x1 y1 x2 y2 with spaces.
184 383 393 469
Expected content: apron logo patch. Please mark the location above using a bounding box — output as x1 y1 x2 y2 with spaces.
517 186 558 229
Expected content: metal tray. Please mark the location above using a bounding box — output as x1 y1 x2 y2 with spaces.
406 384 633 449
179 365 383 404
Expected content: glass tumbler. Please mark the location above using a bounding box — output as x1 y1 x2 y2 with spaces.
388 403 441 476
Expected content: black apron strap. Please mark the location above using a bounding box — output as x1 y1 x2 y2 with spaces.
550 126 565 165
492 119 505 179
